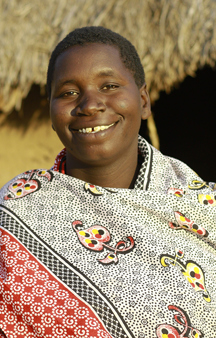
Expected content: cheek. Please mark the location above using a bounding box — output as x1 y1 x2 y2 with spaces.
119 101 127 109
50 103 68 125
120 98 142 125
115 95 132 110
50 102 59 122
116 92 141 114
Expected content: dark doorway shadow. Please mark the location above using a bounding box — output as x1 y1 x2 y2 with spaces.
152 67 216 182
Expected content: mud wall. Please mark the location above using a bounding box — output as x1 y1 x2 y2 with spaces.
0 85 62 188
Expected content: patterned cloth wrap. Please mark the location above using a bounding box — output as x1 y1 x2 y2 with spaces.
0 135 216 338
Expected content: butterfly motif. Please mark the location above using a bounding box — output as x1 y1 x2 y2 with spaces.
4 170 53 200
169 211 208 237
160 249 210 303
84 183 103 195
167 187 184 198
156 305 203 338
188 180 209 190
72 220 135 264
84 183 117 196
198 194 216 206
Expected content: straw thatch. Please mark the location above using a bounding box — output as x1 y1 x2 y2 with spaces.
0 0 216 113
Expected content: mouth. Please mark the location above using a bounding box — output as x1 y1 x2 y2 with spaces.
72 122 116 134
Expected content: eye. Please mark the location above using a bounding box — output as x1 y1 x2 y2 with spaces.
101 84 119 91
61 91 79 98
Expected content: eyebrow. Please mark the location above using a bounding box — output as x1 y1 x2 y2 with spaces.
57 80 76 87
54 79 76 91
55 69 117 89
96 70 115 77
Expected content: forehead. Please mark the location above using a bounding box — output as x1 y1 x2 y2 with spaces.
53 43 133 83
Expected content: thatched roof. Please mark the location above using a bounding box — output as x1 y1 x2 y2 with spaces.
1 0 216 113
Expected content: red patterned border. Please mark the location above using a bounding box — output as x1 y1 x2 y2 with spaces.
0 228 112 338
52 149 66 174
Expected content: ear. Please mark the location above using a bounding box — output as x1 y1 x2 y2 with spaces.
139 84 151 120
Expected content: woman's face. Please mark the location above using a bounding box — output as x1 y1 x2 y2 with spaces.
50 43 151 167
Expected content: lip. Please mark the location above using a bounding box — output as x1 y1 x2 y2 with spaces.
71 120 119 139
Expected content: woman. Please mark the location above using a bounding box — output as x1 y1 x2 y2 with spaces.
0 26 215 338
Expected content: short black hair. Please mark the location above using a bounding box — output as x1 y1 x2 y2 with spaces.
47 26 145 98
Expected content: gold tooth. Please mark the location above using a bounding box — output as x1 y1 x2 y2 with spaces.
79 123 115 133
86 128 92 133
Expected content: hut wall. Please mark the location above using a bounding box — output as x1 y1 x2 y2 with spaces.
0 119 62 187
0 85 62 187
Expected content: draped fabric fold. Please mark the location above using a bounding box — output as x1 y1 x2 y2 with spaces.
0 136 216 337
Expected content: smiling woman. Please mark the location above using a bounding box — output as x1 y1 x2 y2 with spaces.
0 26 216 338
50 43 150 188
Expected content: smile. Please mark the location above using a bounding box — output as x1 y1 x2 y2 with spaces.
78 122 115 134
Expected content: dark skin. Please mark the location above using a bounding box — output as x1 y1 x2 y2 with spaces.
66 150 142 189
50 43 151 188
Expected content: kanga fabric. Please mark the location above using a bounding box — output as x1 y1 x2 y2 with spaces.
0 135 216 338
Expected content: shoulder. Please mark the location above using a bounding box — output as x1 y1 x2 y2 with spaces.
0 173 23 202
151 144 198 177
0 169 54 203
148 143 216 193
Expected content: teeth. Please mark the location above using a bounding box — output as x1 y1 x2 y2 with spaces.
78 123 115 134
86 128 92 133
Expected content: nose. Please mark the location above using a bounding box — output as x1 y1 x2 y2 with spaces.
74 91 106 116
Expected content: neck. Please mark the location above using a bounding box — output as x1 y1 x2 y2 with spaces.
66 152 140 189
